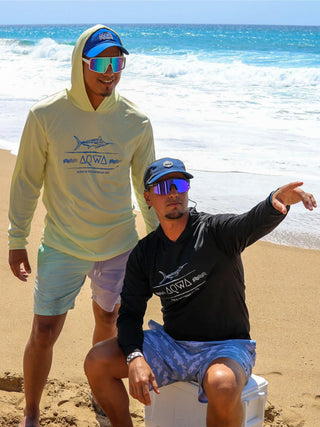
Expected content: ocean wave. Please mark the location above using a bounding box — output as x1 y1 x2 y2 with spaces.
126 53 320 89
3 37 73 60
3 38 320 90
29 38 72 61
0 38 33 55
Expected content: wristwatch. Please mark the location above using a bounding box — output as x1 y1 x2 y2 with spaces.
126 351 144 365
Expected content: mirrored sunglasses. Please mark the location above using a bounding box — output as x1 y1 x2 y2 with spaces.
82 56 126 73
151 178 190 195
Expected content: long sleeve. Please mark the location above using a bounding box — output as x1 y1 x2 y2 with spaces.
211 197 288 256
131 120 158 235
8 111 47 249
117 245 153 357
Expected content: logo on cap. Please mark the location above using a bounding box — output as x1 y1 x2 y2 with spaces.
99 32 114 41
163 161 173 168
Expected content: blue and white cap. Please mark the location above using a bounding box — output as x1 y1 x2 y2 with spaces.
144 158 193 188
83 27 129 57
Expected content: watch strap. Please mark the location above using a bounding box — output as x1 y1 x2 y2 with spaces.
126 351 144 365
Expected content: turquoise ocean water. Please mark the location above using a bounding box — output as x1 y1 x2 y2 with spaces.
0 24 319 248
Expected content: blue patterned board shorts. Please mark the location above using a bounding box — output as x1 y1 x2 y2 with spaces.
143 320 256 403
34 243 131 315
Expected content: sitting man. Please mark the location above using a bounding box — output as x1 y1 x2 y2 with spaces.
84 157 316 427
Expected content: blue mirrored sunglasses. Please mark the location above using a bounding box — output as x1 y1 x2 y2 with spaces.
150 178 190 195
82 56 126 73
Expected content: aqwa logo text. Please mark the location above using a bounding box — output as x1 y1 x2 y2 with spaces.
63 156 121 167
80 155 120 167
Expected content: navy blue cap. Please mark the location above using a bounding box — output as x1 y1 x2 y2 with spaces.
83 28 129 57
144 158 193 189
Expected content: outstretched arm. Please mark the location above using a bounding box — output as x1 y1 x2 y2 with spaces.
272 182 317 215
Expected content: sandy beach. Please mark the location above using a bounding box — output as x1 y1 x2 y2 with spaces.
1 148 319 426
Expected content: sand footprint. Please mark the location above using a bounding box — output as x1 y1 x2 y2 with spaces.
302 392 320 409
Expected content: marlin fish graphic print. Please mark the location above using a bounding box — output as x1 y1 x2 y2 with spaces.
73 135 112 151
62 134 120 173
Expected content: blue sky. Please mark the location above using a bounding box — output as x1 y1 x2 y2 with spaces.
1 0 320 26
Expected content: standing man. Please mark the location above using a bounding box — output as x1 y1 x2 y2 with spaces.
84 158 316 427
8 25 157 427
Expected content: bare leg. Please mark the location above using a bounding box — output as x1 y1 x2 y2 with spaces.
84 337 132 427
202 357 246 427
92 300 119 345
90 300 120 413
19 313 67 427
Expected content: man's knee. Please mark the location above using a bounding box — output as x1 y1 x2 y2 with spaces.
84 346 102 378
29 314 66 348
100 308 118 326
84 337 123 379
93 301 119 326
203 358 245 410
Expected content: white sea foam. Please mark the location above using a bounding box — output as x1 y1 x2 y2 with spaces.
1 37 319 248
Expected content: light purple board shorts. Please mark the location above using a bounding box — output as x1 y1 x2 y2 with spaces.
34 243 131 315
143 320 256 403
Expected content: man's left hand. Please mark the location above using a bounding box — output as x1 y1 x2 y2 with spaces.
272 182 317 214
128 356 159 405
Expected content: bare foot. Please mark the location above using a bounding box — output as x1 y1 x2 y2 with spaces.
19 415 39 427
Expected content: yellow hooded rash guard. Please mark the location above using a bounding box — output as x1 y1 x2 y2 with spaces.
8 24 158 261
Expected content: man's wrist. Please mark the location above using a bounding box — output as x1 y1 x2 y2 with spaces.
269 188 280 207
126 351 144 365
